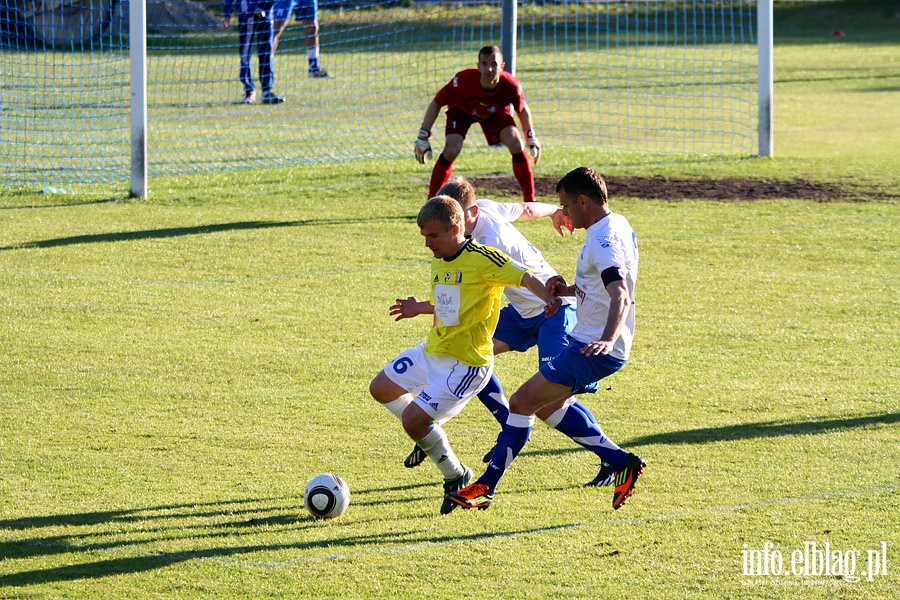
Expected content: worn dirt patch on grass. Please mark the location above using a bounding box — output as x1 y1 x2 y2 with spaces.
471 176 858 201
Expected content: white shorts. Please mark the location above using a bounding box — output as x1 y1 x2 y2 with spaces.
383 342 493 423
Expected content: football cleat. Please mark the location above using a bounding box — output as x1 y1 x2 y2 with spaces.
404 444 426 469
584 461 616 487
440 466 473 515
261 91 285 105
308 69 333 79
445 482 493 511
612 453 646 510
241 90 256 104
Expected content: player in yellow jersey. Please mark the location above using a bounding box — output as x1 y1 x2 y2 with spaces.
369 195 560 514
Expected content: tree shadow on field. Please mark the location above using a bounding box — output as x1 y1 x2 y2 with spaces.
623 411 900 448
0 216 416 251
518 411 900 459
0 490 574 588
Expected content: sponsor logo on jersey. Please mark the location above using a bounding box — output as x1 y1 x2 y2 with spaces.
470 102 497 121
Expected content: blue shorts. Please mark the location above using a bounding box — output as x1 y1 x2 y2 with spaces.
494 304 576 366
272 0 318 22
539 338 626 395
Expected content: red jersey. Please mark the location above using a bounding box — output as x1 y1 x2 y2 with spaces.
433 69 526 122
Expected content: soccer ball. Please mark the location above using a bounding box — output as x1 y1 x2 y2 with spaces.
304 473 350 519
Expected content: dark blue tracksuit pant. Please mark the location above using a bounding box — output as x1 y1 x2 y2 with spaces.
238 13 274 93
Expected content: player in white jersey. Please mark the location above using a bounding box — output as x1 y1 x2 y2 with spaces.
448 167 647 512
402 177 623 487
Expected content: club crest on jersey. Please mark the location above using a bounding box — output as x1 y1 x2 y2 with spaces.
575 285 586 301
443 272 462 283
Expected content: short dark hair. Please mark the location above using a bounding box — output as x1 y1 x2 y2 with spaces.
436 176 476 211
478 45 502 60
556 167 608 205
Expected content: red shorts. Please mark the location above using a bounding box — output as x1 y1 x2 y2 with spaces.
445 108 517 146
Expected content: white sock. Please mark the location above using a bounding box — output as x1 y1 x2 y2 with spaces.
543 403 569 429
383 394 412 420
417 426 464 480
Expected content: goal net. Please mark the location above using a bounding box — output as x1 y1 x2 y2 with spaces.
0 0 758 196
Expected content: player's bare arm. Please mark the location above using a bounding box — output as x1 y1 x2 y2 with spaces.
581 280 631 356
517 202 574 237
516 101 541 165
520 272 561 317
419 100 441 133
390 296 434 321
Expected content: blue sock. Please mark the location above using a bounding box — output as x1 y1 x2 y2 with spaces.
551 403 630 471
476 374 509 427
571 400 597 425
308 57 319 71
477 413 533 491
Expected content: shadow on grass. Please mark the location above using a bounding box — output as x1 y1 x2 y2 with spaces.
624 411 900 448
0 216 417 251
0 198 119 210
521 411 900 458
0 488 573 587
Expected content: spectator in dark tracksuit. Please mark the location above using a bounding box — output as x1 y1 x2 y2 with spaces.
223 0 285 104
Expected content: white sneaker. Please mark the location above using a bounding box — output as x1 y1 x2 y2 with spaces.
261 91 285 105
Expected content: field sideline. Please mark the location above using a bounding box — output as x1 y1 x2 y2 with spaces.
1 1 898 598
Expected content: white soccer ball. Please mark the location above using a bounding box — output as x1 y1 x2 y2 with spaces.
304 473 350 519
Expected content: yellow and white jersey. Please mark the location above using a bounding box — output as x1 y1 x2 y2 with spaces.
425 239 529 367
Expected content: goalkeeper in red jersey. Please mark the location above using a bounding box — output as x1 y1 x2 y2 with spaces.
415 46 541 202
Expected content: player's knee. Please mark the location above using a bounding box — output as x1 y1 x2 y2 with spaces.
401 407 433 440
368 373 391 402
443 137 464 159
500 127 524 153
508 391 532 415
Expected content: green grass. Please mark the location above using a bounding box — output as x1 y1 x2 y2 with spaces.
1 1 898 598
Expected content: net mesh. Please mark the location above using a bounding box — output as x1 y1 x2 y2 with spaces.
0 0 758 195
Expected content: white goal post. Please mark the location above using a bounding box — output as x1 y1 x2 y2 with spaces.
758 0 774 157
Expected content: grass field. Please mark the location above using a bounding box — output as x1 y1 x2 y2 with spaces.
1 1 898 598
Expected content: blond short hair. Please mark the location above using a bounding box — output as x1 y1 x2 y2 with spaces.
417 195 464 231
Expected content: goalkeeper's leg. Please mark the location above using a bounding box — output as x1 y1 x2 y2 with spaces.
511 152 535 202
428 134 463 198
429 154 454 198
499 126 535 202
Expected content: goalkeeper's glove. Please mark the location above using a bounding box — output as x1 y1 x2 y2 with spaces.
526 129 541 165
414 129 433 164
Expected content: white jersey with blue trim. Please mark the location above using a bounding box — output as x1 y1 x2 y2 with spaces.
571 212 638 360
471 199 574 319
